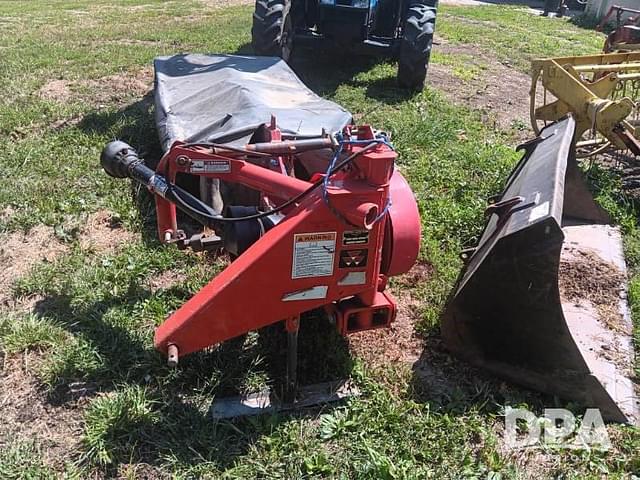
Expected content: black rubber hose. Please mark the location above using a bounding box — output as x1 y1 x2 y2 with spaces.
101 140 379 226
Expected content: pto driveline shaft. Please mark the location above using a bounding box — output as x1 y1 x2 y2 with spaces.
100 141 220 227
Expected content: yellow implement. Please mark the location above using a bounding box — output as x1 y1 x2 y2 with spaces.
530 52 640 157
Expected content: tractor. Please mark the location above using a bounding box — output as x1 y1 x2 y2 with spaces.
251 0 438 89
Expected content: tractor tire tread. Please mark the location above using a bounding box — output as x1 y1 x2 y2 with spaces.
251 0 287 56
397 2 437 90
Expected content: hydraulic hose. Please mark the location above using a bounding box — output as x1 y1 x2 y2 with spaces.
100 140 382 227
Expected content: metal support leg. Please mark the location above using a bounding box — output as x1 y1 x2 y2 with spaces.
209 314 360 419
284 316 300 404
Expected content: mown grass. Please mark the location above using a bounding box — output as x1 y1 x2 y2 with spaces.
0 1 638 478
430 51 486 82
437 4 605 72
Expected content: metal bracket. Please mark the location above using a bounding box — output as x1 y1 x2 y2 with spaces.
484 196 525 219
460 247 477 264
516 135 546 156
176 233 222 252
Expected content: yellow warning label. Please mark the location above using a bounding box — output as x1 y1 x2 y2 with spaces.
292 232 337 279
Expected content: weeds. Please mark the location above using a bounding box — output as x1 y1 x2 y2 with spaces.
0 313 67 354
82 385 157 467
0 441 79 480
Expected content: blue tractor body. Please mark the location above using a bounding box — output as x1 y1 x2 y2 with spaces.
252 0 438 89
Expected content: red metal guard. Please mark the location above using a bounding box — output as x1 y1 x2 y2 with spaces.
151 126 421 359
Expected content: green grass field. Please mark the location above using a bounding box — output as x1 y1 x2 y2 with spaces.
0 1 638 478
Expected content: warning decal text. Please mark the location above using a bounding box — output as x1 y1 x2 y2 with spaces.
292 232 336 279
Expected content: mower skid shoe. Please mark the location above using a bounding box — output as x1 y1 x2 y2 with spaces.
209 380 359 419
442 116 639 424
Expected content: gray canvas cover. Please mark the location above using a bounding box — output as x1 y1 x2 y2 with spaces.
154 54 353 151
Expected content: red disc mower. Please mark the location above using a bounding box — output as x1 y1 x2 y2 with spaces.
101 54 421 410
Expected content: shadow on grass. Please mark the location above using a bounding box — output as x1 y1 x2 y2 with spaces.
291 52 418 105
31 293 159 403
84 384 345 476
135 325 351 475
570 12 601 31
79 93 161 161
32 288 353 472
409 328 551 417
232 42 418 104
33 287 353 392
234 41 254 55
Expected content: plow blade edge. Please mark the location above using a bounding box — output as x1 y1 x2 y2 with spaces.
442 116 639 424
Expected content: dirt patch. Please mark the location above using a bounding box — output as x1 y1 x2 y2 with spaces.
559 247 635 376
0 354 84 469
441 0 486 5
558 249 628 334
398 261 434 286
50 115 82 130
0 211 135 308
105 38 161 47
37 80 71 103
429 37 534 137
348 296 423 364
0 205 15 223
117 462 170 479
147 270 187 292
37 67 152 108
78 210 137 254
411 332 485 403
347 261 433 366
0 226 67 305
493 421 561 480
87 67 152 106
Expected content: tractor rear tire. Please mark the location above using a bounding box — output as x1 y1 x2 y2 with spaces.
252 0 292 61
397 1 437 90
